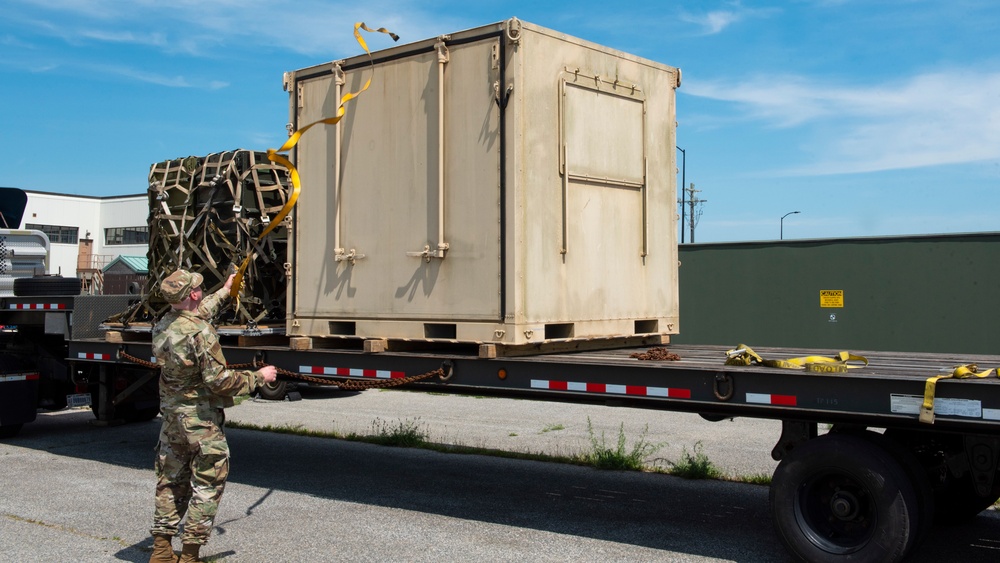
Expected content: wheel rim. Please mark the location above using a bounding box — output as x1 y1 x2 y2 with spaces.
794 469 877 554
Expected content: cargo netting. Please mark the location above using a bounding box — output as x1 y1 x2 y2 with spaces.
109 150 290 328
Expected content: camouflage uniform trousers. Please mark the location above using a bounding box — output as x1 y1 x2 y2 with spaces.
150 405 230 545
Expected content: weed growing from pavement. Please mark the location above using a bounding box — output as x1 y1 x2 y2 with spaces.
363 418 428 447
668 441 724 479
581 417 662 471
739 472 772 486
540 423 565 433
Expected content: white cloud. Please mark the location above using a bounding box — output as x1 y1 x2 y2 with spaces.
82 63 194 88
684 69 1000 174
678 2 779 35
680 9 741 35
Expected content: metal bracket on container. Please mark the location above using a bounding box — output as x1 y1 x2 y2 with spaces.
563 67 641 95
334 248 366 265
406 244 449 262
506 17 522 44
494 81 514 109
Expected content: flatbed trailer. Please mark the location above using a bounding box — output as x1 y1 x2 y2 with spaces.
62 320 1000 563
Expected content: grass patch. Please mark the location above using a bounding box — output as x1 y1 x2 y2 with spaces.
540 423 565 433
668 441 724 479
581 417 662 471
361 418 428 448
227 421 338 439
737 472 772 486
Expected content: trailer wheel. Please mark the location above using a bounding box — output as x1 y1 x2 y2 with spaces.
770 432 919 563
257 379 288 401
13 275 82 297
0 424 23 439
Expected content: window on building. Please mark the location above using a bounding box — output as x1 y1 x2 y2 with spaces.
104 226 150 245
25 223 79 244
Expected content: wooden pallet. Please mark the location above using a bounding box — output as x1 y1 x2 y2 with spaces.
289 334 669 358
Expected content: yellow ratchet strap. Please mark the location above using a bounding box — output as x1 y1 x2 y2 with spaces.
230 23 399 305
725 344 868 373
920 364 996 424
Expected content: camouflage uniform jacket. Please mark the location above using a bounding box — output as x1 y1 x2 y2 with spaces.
152 287 263 413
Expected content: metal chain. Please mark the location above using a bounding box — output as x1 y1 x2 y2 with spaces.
275 366 446 390
119 350 159 369
116 349 447 390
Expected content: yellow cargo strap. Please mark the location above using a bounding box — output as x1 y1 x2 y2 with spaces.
725 344 869 373
230 22 399 304
920 364 997 424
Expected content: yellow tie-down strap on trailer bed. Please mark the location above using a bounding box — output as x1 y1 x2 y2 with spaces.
725 344 869 373
919 364 998 424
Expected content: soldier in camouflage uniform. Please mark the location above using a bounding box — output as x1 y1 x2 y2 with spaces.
148 269 277 563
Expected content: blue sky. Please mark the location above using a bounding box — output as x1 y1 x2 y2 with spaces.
2 0 998 242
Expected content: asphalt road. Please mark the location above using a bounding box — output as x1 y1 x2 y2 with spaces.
1 387 999 562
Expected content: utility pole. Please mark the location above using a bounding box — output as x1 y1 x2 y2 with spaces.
684 183 706 243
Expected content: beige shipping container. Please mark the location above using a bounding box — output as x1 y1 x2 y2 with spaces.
286 18 680 348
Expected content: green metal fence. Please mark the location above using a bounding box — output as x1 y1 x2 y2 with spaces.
673 233 1000 355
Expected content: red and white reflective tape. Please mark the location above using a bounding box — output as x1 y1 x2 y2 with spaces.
299 365 405 379
0 373 40 383
746 392 797 406
8 303 67 310
77 352 112 360
530 379 691 399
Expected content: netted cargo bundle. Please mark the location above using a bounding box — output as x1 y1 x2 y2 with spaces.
112 150 290 328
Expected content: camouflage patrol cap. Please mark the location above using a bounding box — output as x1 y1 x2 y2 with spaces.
161 269 204 304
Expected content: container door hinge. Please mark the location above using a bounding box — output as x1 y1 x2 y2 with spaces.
494 81 514 109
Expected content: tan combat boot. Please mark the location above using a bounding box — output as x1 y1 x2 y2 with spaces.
177 543 201 563
149 535 177 563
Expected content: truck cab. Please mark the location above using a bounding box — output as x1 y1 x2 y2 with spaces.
0 187 155 437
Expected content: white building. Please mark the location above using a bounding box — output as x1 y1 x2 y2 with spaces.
20 190 148 281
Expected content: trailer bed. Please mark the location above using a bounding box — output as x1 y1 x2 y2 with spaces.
69 339 1000 435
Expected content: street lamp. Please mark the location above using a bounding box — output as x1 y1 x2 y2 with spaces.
780 211 800 240
677 146 686 243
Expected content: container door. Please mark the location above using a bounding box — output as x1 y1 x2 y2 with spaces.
293 37 502 321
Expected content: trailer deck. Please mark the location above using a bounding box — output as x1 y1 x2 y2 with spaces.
68 338 1000 435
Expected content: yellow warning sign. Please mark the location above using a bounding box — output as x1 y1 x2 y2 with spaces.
820 290 844 308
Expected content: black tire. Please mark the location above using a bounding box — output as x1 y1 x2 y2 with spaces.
13 275 82 297
0 424 23 439
770 432 920 563
853 430 935 547
257 379 288 401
